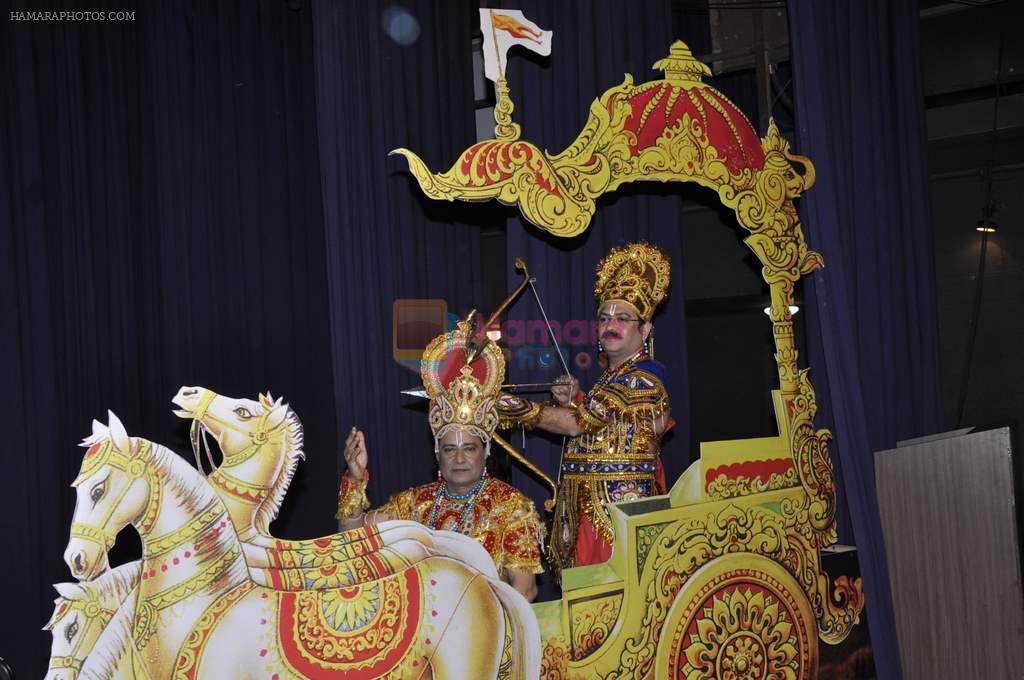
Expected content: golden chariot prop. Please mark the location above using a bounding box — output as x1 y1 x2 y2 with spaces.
393 34 864 680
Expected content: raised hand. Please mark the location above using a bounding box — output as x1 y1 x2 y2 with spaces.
344 427 368 481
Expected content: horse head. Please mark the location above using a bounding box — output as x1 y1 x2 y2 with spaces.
172 386 304 538
171 386 297 466
44 561 140 680
64 413 156 581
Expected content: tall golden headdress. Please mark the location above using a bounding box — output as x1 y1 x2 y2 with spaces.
420 320 505 448
594 242 671 322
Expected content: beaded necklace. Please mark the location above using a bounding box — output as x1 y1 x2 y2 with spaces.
595 348 646 387
428 476 489 532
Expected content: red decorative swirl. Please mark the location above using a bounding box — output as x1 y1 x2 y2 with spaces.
458 141 562 196
704 458 794 491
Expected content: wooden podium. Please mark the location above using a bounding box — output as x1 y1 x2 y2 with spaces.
876 427 1024 679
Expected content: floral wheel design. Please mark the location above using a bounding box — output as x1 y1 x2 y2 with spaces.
655 553 817 680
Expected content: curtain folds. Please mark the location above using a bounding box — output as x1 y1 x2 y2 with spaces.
789 1 942 677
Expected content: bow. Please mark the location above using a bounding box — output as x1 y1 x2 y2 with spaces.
486 258 570 512
465 258 571 375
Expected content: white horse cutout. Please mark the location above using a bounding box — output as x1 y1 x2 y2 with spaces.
44 561 142 680
62 412 540 679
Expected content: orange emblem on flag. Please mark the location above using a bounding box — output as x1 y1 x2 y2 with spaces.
491 11 543 44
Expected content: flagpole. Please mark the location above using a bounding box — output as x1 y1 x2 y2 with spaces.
488 10 521 141
489 10 504 81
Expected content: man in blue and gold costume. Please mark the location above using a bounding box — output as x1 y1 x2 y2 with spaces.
499 242 672 574
336 322 544 601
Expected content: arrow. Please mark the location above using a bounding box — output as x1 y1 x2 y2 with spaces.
400 381 558 399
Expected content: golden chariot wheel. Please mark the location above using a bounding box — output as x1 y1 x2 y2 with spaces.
653 553 818 680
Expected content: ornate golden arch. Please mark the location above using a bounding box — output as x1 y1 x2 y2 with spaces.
396 40 862 680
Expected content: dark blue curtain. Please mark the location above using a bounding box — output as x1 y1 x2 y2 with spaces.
789 1 942 678
491 0 694 565
1 3 336 675
310 0 487 501
1 1 941 677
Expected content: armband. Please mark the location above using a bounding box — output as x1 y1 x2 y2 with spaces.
335 469 370 520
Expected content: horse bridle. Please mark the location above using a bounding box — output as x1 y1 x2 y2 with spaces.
188 389 289 473
46 597 116 678
70 439 160 558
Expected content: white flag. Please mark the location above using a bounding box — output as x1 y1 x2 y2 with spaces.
479 9 553 82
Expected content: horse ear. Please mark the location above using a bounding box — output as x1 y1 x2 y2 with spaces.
54 581 86 601
265 398 288 431
107 410 130 452
43 596 71 631
81 419 109 446
260 392 274 409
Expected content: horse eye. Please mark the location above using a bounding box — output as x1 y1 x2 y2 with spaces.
65 618 79 643
233 407 253 420
90 481 106 503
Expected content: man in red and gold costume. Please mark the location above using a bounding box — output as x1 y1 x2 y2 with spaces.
336 322 544 601
499 242 672 574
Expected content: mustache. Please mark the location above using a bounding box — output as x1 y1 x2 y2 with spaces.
601 330 622 340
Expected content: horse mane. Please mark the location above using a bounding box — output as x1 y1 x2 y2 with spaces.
254 407 305 534
147 438 220 515
86 561 141 606
79 590 139 680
